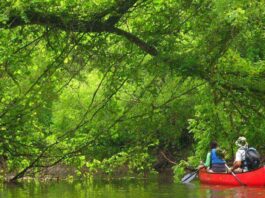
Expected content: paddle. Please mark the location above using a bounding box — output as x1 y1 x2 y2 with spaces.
181 169 200 183
225 164 246 186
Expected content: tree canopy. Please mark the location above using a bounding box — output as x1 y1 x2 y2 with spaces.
0 0 264 182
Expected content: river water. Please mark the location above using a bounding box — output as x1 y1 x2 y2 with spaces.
1 177 265 198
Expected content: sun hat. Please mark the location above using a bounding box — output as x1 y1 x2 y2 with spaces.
235 136 248 148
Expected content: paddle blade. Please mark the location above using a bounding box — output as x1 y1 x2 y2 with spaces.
181 171 198 183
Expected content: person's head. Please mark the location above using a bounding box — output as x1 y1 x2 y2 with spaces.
216 148 226 159
235 136 248 148
210 141 218 149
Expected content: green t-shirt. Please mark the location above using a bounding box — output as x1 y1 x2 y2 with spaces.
204 152 211 167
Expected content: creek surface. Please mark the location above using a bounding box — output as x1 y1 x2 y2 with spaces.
1 176 265 198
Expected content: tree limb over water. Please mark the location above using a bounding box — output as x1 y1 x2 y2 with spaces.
0 0 158 56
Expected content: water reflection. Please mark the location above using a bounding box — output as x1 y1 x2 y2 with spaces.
200 184 265 198
0 178 265 198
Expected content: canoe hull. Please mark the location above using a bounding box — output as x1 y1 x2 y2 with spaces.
199 166 265 186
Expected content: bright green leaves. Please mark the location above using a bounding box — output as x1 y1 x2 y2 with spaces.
0 0 264 182
173 160 188 183
83 148 155 177
0 13 8 24
225 8 248 27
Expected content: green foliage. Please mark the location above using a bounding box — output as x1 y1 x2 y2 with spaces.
0 0 264 182
173 160 188 183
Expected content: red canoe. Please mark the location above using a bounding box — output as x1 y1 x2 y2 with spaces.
199 166 265 186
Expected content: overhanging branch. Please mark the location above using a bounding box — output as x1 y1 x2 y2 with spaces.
1 2 158 56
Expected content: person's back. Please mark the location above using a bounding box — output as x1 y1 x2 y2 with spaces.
210 148 226 172
229 136 255 173
235 145 248 172
203 141 226 173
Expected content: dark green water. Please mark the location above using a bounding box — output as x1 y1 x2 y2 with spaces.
1 178 265 198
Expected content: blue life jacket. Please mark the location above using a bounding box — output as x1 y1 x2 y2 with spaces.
211 149 225 164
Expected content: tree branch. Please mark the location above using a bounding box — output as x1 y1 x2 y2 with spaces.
1 3 157 56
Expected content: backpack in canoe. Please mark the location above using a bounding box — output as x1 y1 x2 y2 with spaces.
244 147 260 170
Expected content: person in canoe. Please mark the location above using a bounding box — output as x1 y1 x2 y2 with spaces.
228 137 248 173
228 136 260 173
199 141 226 173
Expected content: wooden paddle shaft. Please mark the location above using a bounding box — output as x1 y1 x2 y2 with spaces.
225 164 246 186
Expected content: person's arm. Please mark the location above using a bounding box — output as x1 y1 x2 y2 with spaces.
204 152 211 167
231 150 242 171
231 161 241 171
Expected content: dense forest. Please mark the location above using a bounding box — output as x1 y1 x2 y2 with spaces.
0 0 264 182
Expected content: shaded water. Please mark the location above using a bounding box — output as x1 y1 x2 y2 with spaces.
1 177 265 198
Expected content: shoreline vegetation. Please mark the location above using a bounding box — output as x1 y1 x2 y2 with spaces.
0 150 180 183
0 0 264 184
